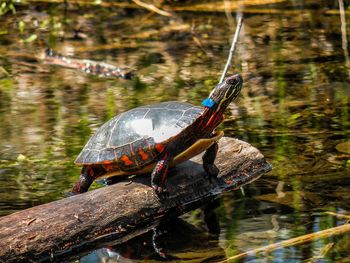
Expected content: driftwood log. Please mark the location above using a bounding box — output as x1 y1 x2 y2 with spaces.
0 137 271 262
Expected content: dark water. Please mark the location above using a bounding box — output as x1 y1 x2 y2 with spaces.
0 0 349 262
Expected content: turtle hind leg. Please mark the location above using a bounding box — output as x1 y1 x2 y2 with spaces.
202 142 219 180
71 166 101 194
151 154 172 197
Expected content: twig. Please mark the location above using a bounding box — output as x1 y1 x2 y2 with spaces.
131 0 173 17
223 0 235 30
191 21 214 57
300 243 334 263
0 66 9 77
325 211 350 221
216 223 350 262
219 15 243 83
338 0 350 77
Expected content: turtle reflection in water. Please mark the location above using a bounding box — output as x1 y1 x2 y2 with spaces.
73 74 243 196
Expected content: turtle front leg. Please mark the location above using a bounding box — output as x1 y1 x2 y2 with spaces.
202 142 219 179
151 154 172 196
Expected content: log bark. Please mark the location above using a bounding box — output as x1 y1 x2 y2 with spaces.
0 137 271 262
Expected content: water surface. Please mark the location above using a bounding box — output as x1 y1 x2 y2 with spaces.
0 0 349 262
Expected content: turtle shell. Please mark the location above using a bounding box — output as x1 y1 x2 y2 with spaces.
75 101 203 166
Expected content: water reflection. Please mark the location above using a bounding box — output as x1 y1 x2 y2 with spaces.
0 0 349 262
82 209 224 262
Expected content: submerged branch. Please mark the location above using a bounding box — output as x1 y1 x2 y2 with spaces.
325 211 350 221
15 1 350 16
131 0 173 17
42 49 134 79
218 223 350 262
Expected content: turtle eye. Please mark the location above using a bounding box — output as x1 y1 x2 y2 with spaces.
225 74 242 85
226 78 236 85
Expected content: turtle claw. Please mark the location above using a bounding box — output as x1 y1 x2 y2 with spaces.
152 185 169 199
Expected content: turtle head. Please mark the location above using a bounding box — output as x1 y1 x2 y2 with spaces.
202 74 243 110
200 74 243 130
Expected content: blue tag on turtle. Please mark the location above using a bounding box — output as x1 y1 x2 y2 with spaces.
202 97 215 108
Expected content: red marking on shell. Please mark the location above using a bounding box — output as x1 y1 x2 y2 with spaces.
138 148 149 161
156 143 165 153
121 155 133 166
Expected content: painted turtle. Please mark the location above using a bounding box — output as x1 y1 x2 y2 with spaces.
72 74 243 195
